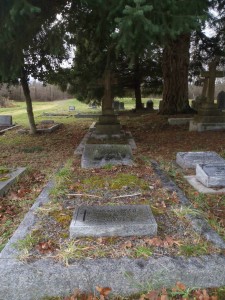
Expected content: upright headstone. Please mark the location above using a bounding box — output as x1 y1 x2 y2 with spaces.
176 151 225 169
146 100 154 110
0 115 12 126
70 205 157 237
190 60 225 131
119 102 125 110
217 91 225 110
196 163 225 188
113 101 120 111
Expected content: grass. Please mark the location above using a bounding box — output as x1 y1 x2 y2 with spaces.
0 98 225 298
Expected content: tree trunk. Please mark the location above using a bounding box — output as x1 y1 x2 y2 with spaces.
134 82 143 109
159 34 191 115
20 68 37 134
134 57 143 110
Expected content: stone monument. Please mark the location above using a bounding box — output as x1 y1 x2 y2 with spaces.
217 91 225 110
190 59 225 131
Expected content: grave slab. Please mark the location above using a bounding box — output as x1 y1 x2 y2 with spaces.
70 205 157 238
81 144 133 168
168 118 193 125
0 167 26 196
184 175 225 194
196 163 225 187
176 151 225 169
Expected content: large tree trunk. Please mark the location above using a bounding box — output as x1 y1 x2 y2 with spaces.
134 57 143 110
20 68 37 134
134 81 143 110
159 34 191 115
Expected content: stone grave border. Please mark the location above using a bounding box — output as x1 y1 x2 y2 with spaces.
0 163 225 299
18 123 62 134
0 124 20 135
36 123 62 133
0 167 26 197
184 175 225 194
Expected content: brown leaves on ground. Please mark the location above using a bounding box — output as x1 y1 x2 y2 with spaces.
144 236 182 248
64 283 218 300
36 240 57 254
64 286 111 300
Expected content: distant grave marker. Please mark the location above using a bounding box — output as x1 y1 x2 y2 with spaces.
69 106 75 111
176 151 225 169
70 205 157 237
217 91 225 110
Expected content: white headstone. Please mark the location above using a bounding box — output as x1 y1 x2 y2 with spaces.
70 205 157 237
176 151 225 169
196 163 225 187
69 106 75 111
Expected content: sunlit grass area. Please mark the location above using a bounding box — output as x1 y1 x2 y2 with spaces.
0 98 161 127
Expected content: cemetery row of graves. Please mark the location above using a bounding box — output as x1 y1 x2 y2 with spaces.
0 99 225 299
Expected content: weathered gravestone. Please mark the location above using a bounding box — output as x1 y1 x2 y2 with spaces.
40 120 55 125
69 106 75 111
196 163 225 188
119 102 125 110
190 60 225 131
70 205 157 237
81 144 133 168
168 118 192 125
0 115 12 126
176 151 225 169
217 91 225 110
146 100 154 110
113 101 120 111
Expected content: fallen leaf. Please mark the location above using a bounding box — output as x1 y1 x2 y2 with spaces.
96 286 112 297
121 240 132 249
36 240 55 253
175 281 186 291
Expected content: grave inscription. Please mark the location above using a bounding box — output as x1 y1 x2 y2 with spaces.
70 205 157 237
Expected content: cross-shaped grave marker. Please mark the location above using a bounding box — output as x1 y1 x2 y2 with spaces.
201 60 225 105
98 68 118 114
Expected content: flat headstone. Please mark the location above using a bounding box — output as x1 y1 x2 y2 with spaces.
75 113 100 118
69 106 75 111
176 151 225 169
168 118 192 125
196 163 225 187
70 205 157 238
81 144 133 168
40 120 55 125
0 115 12 126
0 167 26 196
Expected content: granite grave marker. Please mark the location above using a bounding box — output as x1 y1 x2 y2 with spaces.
70 205 157 237
176 151 225 169
196 163 225 187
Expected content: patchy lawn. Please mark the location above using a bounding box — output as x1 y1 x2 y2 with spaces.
0 106 225 299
